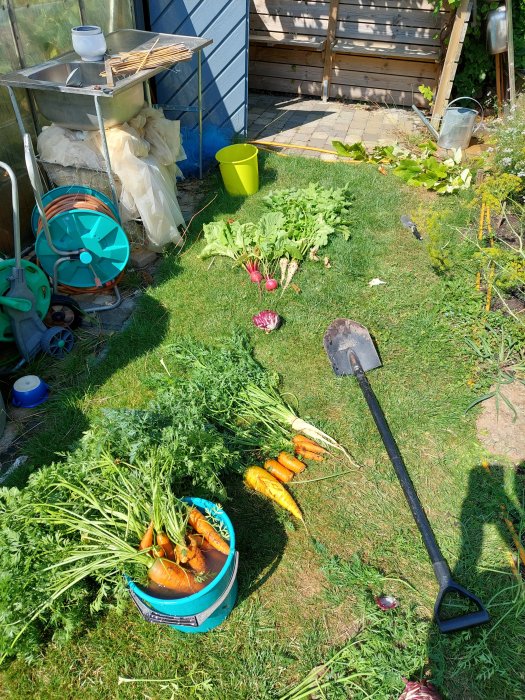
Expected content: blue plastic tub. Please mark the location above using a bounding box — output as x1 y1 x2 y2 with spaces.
128 498 238 633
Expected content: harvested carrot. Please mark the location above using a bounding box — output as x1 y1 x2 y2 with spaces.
138 520 154 551
188 508 230 555
277 451 306 474
244 466 303 520
157 532 175 561
295 447 323 462
148 557 205 595
187 535 207 574
264 458 294 483
292 434 327 454
152 545 165 558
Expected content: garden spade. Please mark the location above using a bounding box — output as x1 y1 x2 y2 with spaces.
323 319 489 633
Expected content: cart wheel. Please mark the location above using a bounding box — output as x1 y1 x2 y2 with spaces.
45 294 82 330
41 326 74 359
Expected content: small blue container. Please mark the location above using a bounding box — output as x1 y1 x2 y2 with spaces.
11 375 49 408
128 497 238 633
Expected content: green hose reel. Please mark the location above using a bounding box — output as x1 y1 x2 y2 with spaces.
0 259 50 342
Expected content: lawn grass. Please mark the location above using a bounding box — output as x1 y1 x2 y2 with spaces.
1 153 524 699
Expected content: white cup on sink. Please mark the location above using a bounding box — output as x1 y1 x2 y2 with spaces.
71 25 107 62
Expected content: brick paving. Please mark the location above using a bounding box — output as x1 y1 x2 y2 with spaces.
247 92 421 158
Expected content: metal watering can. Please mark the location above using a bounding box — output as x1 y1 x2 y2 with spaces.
412 97 483 150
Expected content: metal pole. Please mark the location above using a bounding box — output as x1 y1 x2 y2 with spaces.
198 48 203 179
78 0 87 25
506 0 516 106
94 94 121 222
0 162 21 266
5 0 40 133
144 80 153 108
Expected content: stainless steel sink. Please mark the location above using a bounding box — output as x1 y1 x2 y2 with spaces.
0 29 212 131
27 61 106 87
23 60 144 130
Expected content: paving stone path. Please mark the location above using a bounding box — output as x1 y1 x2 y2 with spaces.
248 92 421 158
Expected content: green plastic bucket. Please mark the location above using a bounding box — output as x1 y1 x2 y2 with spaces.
127 498 238 633
216 143 259 196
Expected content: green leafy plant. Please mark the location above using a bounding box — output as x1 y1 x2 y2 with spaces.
465 327 525 418
418 84 435 106
489 94 525 179
333 140 472 194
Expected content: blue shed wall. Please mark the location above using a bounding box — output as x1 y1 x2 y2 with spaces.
147 0 249 139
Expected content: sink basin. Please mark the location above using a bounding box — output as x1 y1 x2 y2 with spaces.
0 29 213 131
26 60 143 131
27 61 106 87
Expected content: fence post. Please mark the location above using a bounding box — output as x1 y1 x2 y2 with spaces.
321 0 340 103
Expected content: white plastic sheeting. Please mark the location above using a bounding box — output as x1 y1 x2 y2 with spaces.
37 106 187 250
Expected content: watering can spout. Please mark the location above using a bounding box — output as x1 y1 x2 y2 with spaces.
412 105 439 141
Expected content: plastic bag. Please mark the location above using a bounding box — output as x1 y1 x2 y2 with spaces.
37 107 186 250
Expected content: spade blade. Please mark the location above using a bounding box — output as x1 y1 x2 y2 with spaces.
323 319 381 376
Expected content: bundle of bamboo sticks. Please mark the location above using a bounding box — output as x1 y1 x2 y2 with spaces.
101 41 193 78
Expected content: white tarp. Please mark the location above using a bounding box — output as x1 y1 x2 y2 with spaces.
37 106 186 250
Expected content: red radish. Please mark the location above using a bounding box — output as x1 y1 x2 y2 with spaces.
245 260 263 284
265 277 278 291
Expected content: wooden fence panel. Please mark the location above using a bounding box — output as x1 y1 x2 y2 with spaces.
249 0 451 106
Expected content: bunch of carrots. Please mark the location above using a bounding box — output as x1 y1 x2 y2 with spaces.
140 507 230 596
244 434 327 521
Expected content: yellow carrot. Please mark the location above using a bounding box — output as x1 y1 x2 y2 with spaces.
244 466 303 520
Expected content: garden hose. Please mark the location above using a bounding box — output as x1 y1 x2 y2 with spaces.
35 192 124 293
35 193 116 235
248 139 361 162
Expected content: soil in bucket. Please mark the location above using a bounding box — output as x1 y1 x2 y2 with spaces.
215 143 259 196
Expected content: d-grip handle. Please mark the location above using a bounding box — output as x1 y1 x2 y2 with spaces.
433 561 489 633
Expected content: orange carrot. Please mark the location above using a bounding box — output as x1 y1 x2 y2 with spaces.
245 466 303 520
148 558 205 594
157 532 175 561
295 447 323 462
292 435 327 454
138 520 154 551
277 451 306 474
188 508 230 555
264 458 294 483
152 545 165 558
186 535 207 574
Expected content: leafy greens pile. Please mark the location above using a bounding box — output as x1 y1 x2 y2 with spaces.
200 182 353 271
332 140 472 194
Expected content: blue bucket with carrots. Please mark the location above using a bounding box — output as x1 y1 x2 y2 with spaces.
127 498 238 633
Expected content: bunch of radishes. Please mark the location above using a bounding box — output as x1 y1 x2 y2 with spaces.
245 257 300 293
245 260 278 292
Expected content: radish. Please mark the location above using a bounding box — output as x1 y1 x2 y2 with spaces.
265 276 278 291
245 260 263 283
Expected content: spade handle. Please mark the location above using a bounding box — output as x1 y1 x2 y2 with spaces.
348 350 446 567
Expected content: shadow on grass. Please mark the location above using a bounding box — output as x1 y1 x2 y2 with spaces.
427 463 525 699
224 475 287 603
5 290 175 487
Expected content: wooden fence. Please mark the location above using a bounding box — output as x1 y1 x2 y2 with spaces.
249 0 453 107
